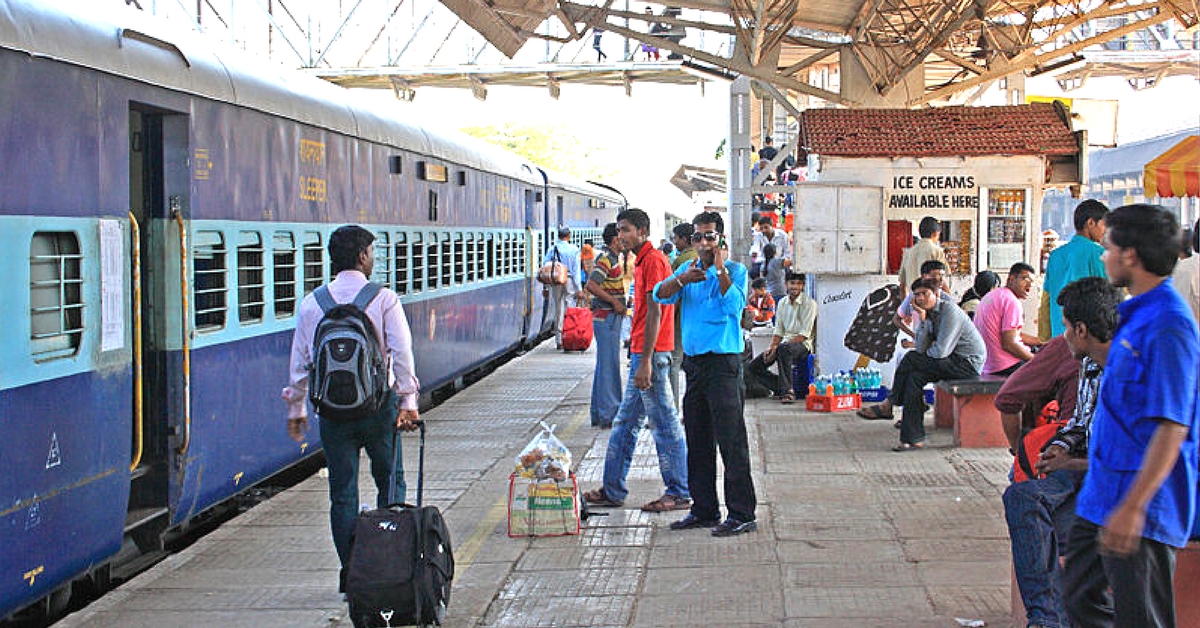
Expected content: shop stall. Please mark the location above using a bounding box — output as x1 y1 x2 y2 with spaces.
789 104 1083 383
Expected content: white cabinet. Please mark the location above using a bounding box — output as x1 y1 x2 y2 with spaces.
791 184 884 274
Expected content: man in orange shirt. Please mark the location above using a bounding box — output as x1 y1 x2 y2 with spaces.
583 208 690 513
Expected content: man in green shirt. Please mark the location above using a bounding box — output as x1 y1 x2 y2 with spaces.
1044 200 1108 337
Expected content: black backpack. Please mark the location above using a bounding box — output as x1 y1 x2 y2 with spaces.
308 283 388 421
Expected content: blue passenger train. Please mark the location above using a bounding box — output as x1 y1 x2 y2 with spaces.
0 0 621 619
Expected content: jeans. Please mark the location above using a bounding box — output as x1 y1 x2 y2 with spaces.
889 350 978 445
1004 468 1086 628
681 353 757 522
747 342 810 396
1064 517 1177 628
590 311 625 426
602 352 690 502
319 390 404 570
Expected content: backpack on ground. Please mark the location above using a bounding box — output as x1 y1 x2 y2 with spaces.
308 283 388 421
347 422 455 628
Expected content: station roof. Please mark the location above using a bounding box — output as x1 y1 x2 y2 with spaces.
799 102 1079 158
670 164 727 196
429 0 1198 106
312 60 708 99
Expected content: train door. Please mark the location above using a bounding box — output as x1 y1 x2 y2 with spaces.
126 105 188 550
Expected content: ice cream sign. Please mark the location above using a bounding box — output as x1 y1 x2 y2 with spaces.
887 174 979 210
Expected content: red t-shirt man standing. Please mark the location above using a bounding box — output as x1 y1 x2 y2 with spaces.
583 208 692 514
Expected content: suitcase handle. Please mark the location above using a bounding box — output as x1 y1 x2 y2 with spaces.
388 419 425 507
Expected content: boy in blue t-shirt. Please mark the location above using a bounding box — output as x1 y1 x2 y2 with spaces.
1063 204 1200 628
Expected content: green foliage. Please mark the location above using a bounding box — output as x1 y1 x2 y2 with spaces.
460 122 616 181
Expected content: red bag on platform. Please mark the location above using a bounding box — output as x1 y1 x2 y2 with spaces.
561 307 593 351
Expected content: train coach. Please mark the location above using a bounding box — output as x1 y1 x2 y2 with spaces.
0 0 621 619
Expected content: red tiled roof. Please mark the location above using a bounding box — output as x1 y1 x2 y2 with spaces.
799 104 1079 158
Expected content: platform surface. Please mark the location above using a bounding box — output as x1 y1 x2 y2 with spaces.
55 343 1015 628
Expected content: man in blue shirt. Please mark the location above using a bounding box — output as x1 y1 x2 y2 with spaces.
1044 200 1108 337
542 226 585 350
654 211 757 537
1064 204 1200 628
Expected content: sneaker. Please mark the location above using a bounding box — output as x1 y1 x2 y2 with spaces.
711 517 757 537
668 513 720 530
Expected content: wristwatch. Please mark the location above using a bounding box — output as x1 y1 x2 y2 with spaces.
714 267 728 276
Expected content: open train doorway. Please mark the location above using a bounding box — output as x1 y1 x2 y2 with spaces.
126 105 188 552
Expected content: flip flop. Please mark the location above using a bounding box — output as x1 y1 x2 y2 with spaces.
857 404 893 420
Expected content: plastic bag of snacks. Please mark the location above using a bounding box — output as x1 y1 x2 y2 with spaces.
514 422 571 481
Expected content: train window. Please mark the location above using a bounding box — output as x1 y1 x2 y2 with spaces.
486 233 496 279
428 190 439 222
373 231 393 288
440 233 452 287
193 230 228 331
453 232 465 285
302 232 323 296
273 232 297 318
237 231 265 324
474 232 485 282
517 233 527 274
29 232 83 361
506 234 516 275
426 233 440 290
393 233 409 296
410 233 424 293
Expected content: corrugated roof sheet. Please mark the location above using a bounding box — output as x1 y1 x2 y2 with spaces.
1089 127 1200 180
800 103 1080 158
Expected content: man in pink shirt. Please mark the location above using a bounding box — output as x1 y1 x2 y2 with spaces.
281 225 421 594
974 262 1042 376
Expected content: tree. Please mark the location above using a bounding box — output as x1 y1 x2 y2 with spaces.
460 122 615 181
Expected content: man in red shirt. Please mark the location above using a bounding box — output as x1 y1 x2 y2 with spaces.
583 208 691 513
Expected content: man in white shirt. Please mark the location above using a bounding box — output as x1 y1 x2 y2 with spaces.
747 272 816 403
281 225 420 594
543 226 585 349
897 216 947 296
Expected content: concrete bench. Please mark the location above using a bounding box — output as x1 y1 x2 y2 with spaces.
933 376 1008 448
1012 540 1200 625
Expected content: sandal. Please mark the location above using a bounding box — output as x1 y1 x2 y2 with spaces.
779 391 796 405
891 442 927 453
857 404 893 420
582 488 624 507
641 494 692 512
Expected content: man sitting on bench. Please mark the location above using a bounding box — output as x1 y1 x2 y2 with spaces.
1000 277 1117 628
860 278 986 451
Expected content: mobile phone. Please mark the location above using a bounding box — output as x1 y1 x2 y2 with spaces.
719 235 727 249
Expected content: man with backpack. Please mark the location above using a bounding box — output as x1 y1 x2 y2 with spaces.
281 225 420 594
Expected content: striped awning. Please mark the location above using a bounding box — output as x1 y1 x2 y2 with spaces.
1144 135 1200 198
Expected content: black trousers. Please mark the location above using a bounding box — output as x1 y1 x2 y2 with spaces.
888 350 977 445
747 342 810 396
1063 516 1177 628
681 353 757 522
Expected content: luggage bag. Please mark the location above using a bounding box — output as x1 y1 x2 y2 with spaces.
561 307 593 351
346 421 455 628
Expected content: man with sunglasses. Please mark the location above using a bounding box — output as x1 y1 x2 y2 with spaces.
654 212 758 537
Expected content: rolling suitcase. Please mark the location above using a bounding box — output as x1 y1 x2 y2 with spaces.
346 421 455 628
561 307 593 351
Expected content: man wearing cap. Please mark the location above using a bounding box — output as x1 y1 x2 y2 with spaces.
543 226 585 349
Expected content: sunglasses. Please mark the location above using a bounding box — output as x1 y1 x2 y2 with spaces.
691 231 721 242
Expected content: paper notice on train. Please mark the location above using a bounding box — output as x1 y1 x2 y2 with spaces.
99 219 125 352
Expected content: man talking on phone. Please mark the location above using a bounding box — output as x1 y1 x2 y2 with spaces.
654 211 758 537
